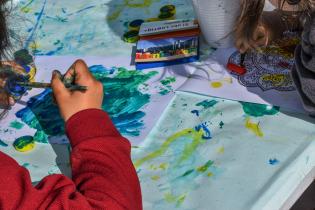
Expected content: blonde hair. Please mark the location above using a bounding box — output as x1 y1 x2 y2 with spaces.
235 0 313 51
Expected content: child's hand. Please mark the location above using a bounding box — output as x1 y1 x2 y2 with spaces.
51 59 103 121
235 25 269 53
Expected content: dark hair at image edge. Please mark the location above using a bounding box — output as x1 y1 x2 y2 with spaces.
0 0 10 62
0 0 11 119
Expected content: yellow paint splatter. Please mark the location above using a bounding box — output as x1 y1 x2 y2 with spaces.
159 163 169 170
134 128 204 168
245 118 264 137
207 172 213 177
211 81 223 88
149 163 168 171
217 147 225 154
21 7 31 13
29 42 40 51
164 192 186 207
149 164 156 170
151 175 160 181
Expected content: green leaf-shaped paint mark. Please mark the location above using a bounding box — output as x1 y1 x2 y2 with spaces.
196 100 218 109
240 102 279 117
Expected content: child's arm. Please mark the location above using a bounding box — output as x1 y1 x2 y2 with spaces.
0 60 142 210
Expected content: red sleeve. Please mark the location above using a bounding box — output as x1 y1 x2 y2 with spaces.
0 109 142 210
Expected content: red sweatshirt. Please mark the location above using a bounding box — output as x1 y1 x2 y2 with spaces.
0 109 142 210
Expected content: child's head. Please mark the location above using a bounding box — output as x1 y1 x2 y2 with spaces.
235 0 313 52
0 0 10 61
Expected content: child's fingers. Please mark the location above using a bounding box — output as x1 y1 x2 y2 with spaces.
51 70 70 102
71 59 94 85
63 63 76 85
9 97 15 106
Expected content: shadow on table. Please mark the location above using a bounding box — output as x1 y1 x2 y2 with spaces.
16 91 72 178
51 143 72 178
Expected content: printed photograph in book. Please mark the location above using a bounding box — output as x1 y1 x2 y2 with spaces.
136 36 199 63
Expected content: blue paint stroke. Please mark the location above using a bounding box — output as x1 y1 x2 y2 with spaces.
24 0 47 49
67 5 96 16
0 140 8 147
269 158 280 165
191 110 199 117
16 89 64 143
16 65 157 142
195 123 212 140
44 45 64 56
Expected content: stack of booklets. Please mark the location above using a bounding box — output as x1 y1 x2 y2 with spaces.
135 19 200 70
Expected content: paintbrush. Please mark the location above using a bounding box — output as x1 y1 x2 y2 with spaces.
15 81 87 91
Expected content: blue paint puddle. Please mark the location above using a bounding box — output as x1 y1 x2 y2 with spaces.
269 158 280 165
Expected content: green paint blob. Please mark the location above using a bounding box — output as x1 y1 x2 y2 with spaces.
160 77 176 86
13 136 35 152
197 160 214 173
158 77 176 95
0 140 8 147
53 40 60 45
13 49 33 65
34 131 49 143
196 100 218 109
240 102 280 117
9 121 25 130
159 89 170 95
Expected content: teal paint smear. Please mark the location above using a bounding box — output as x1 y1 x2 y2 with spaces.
240 102 280 117
22 163 30 168
160 77 176 86
159 77 176 95
16 66 158 142
159 89 170 95
9 121 25 130
0 140 8 147
16 89 64 143
219 121 224 129
180 169 195 177
196 100 218 109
